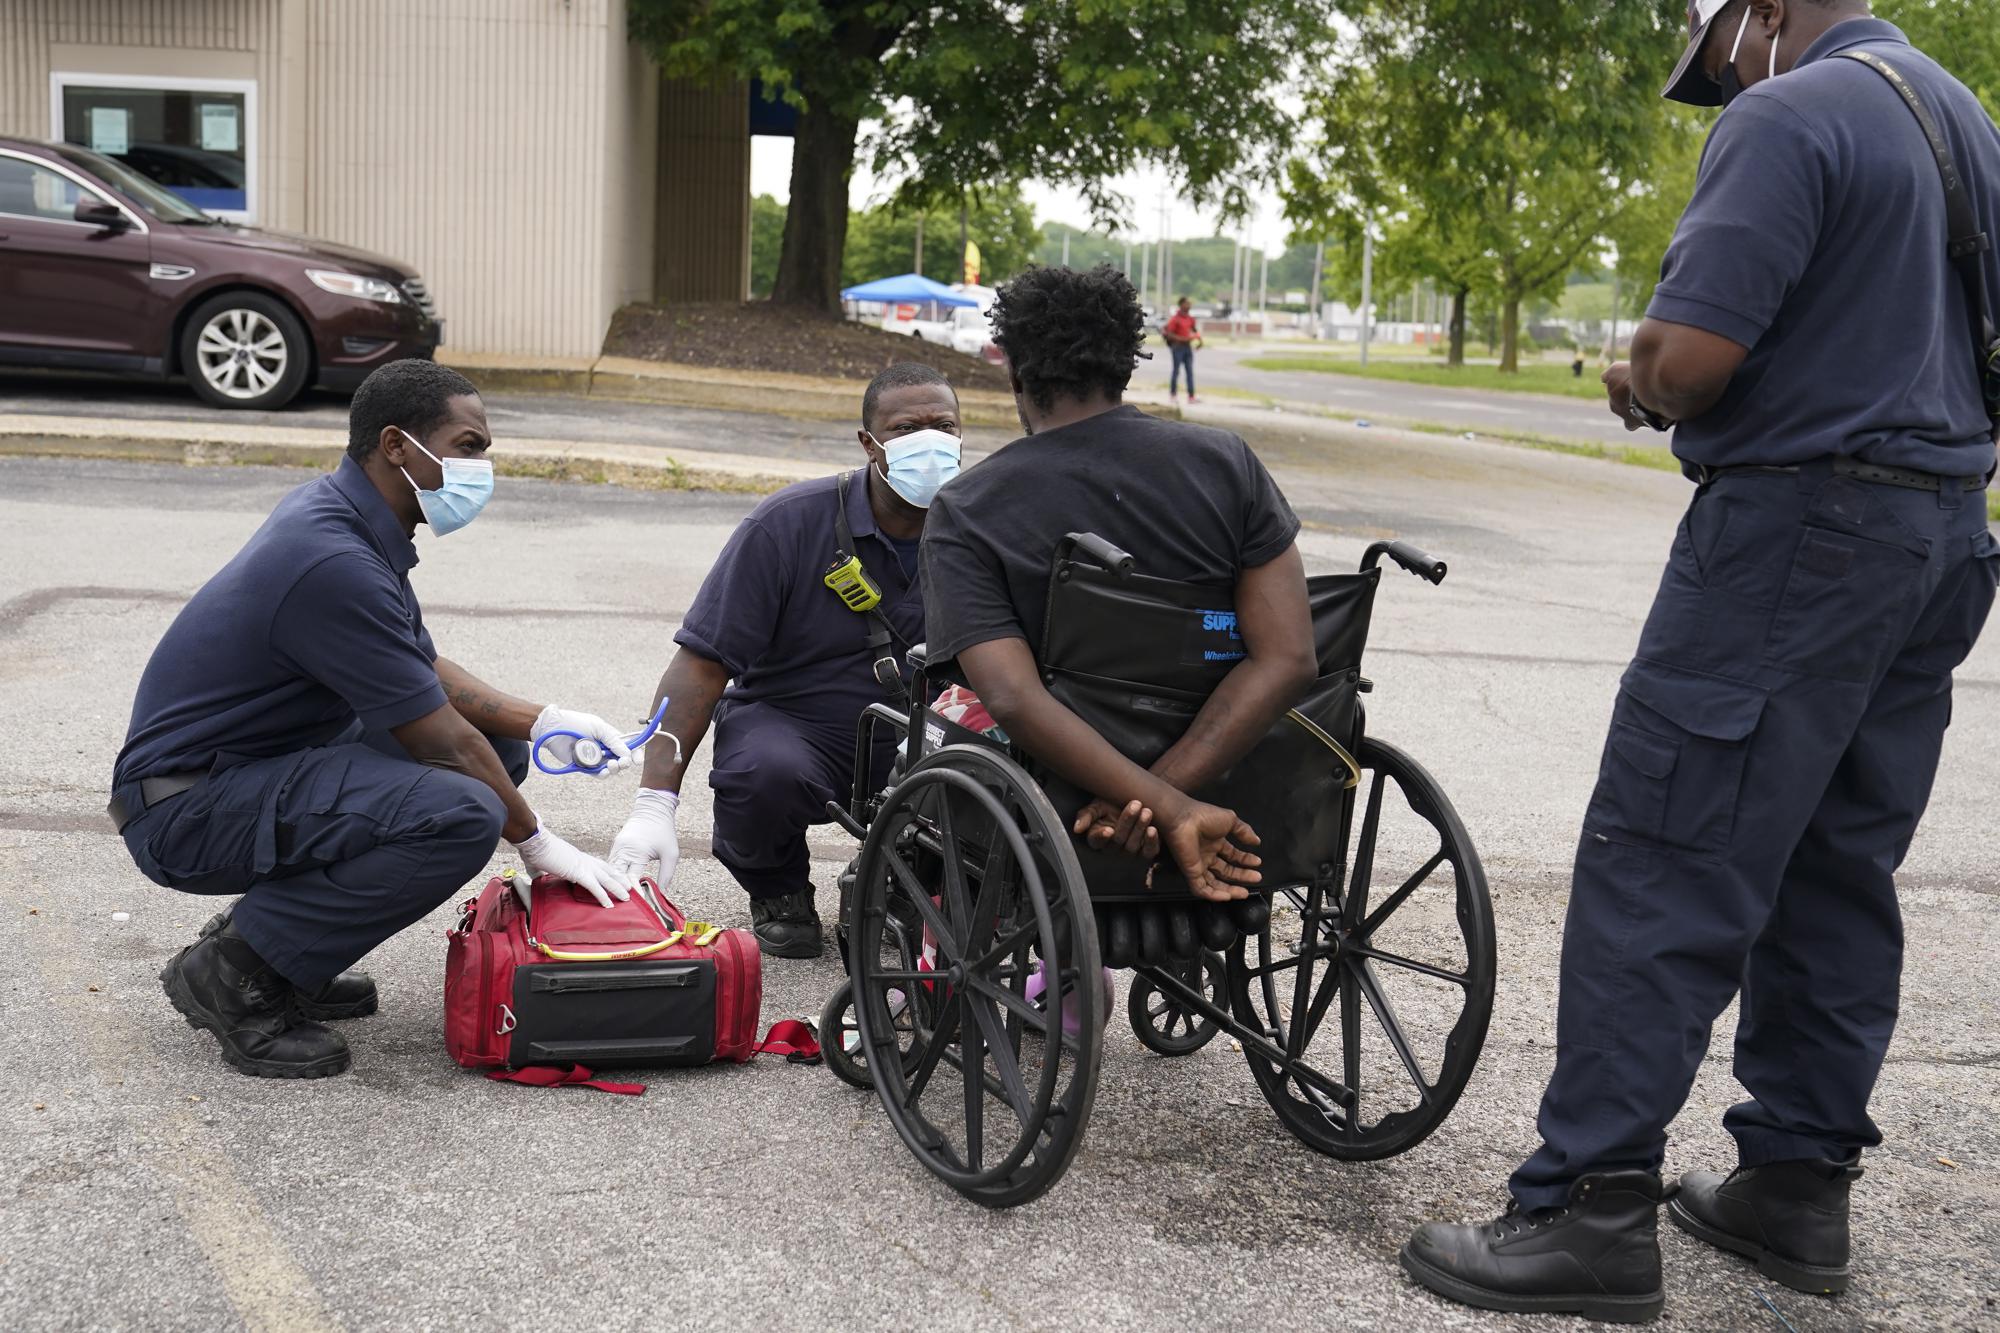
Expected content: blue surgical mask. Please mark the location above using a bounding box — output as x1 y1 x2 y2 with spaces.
872 428 962 509
398 427 493 536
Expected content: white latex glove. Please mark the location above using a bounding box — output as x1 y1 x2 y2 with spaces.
531 704 633 776
609 789 680 885
513 822 634 909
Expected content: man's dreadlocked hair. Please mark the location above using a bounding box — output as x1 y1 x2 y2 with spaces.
989 264 1147 413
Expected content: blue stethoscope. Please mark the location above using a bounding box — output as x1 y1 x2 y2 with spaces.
532 697 680 776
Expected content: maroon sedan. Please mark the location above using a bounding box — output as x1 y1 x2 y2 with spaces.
0 136 441 410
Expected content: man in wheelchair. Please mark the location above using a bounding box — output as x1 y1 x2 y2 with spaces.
920 263 1319 902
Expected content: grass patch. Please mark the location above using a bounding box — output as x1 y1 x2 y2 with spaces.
1242 356 1605 400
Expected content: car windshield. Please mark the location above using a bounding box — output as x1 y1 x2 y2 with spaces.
47 143 213 224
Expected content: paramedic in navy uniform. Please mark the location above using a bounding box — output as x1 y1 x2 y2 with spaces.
1401 3 2000 1323
608 363 963 959
110 360 634 1081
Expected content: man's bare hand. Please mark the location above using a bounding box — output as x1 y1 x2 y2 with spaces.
1158 799 1262 902
1602 361 1644 432
1073 797 1160 858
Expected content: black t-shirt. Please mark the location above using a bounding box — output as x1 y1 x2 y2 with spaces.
920 404 1301 662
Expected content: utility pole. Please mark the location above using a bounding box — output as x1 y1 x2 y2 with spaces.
914 214 924 276
1310 238 1325 337
1259 245 1269 329
1061 228 1070 267
1606 270 1622 362
1360 227 1374 367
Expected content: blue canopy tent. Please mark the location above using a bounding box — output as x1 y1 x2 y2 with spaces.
839 274 981 307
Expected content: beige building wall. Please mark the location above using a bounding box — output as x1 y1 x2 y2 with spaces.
0 0 750 360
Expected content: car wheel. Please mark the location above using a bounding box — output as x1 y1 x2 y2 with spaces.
180 291 312 410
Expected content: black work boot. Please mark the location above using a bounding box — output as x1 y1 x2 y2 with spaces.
160 922 351 1079
200 909 378 1020
1668 1156 1862 1295
751 885 823 959
1400 1171 1666 1324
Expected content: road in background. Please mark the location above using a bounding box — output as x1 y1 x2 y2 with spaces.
1136 340 1653 447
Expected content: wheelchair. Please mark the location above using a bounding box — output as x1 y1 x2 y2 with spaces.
817 533 1496 1208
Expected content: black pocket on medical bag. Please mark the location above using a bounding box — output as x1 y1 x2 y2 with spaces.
506 960 718 1067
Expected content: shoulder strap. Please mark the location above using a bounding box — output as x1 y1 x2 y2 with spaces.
834 470 910 700
1839 50 2000 379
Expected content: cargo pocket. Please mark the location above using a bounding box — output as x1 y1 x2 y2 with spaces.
1764 484 1927 684
1584 660 1767 856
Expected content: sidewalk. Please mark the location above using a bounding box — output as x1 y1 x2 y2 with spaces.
438 349 1023 427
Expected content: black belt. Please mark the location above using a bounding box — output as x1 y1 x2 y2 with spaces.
1689 457 1991 492
107 770 206 833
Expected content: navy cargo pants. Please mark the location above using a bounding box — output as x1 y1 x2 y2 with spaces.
1510 462 1998 1209
707 698 896 900
118 723 529 990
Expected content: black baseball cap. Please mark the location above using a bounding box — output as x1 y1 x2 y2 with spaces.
1663 0 1733 106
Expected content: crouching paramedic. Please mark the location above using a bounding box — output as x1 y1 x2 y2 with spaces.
609 363 963 957
110 360 634 1080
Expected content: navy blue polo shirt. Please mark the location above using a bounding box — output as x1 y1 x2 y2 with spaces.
1651 19 2000 474
113 458 444 786
675 468 924 731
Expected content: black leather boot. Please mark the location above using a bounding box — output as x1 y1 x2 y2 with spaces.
1668 1156 1861 1295
200 909 377 1020
1401 1171 1666 1324
160 922 350 1079
751 885 823 959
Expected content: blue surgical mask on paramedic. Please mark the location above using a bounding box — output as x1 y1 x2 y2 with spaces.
871 428 962 509
397 427 494 536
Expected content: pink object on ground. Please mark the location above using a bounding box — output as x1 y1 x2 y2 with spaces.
1024 959 1116 1038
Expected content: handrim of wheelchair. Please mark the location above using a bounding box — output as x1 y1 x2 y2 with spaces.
818 535 1498 1208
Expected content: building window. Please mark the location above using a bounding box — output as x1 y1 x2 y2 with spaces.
50 74 255 221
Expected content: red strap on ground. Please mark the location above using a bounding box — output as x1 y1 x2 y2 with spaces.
486 1064 646 1095
754 1018 821 1063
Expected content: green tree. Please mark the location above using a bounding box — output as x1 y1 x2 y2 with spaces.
1604 110 1708 316
841 186 1044 287
632 1 1336 311
1285 2 1678 370
748 193 787 299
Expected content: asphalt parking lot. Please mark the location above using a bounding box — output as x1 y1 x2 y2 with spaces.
1 409 1995 1331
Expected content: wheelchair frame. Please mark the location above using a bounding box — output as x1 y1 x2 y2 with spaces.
819 539 1497 1208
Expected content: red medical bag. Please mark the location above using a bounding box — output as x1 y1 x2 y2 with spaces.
445 871 770 1078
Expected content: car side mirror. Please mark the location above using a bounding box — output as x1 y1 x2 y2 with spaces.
74 198 129 231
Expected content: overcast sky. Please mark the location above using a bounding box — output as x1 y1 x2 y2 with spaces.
749 135 1293 255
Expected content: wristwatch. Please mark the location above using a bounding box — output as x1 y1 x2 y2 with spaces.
1627 397 1674 432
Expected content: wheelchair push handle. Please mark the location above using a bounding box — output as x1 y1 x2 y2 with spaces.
1361 540 1448 586
1056 532 1136 579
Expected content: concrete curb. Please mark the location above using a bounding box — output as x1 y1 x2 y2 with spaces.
439 350 1021 427
0 413 821 494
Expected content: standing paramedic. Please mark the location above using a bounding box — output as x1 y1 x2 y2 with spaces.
1164 296 1203 404
1403 2 2000 1324
111 360 635 1081
607 364 963 958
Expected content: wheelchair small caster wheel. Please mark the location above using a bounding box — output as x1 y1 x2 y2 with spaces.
1127 951 1225 1057
821 977 923 1090
820 981 873 1089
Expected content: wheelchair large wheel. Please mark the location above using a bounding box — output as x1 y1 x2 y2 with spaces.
850 745 1103 1208
1228 736 1495 1161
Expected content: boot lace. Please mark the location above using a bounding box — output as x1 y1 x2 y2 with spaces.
1492 1200 1569 1239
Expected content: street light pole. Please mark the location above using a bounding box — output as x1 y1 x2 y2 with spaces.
1360 226 1374 368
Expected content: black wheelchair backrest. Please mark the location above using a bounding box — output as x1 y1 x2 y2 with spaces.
1035 535 1381 900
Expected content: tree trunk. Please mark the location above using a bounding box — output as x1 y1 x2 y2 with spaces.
1499 295 1521 373
1448 285 1468 367
770 102 861 311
